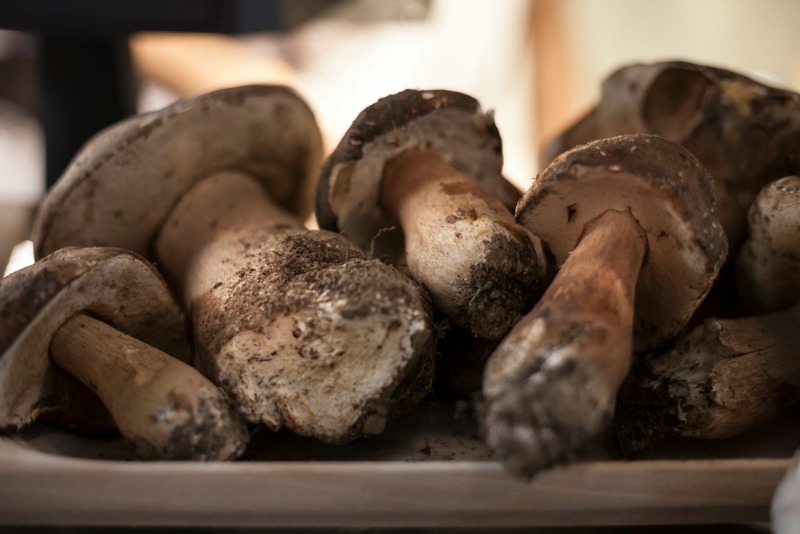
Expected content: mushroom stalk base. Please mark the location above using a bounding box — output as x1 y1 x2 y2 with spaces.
50 313 247 461
381 148 542 340
615 303 800 457
155 171 435 444
483 209 646 477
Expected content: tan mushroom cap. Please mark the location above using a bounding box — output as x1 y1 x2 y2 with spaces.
736 175 800 313
517 134 728 350
316 89 517 255
33 85 323 259
542 60 800 247
0 247 191 430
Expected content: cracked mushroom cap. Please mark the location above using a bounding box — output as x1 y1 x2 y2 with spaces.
518 134 728 350
33 85 323 259
0 247 191 431
315 89 520 255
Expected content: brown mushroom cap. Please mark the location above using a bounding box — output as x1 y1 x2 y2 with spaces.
33 85 323 259
518 134 728 350
736 175 800 313
543 60 800 248
315 89 514 254
0 247 191 431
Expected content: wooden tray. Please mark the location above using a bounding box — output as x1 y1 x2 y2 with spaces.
0 397 796 528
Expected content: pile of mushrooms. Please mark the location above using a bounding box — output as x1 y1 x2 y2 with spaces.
0 62 796 480
23 85 437 452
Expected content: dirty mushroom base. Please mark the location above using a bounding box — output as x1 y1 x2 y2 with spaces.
614 303 800 458
174 226 435 444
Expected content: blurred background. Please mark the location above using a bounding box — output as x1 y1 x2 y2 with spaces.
1 0 800 274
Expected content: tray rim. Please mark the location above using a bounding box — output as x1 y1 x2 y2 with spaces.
0 436 790 528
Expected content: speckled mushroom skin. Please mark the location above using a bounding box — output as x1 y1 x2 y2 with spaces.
519 134 728 351
0 247 190 431
542 61 800 249
33 85 322 260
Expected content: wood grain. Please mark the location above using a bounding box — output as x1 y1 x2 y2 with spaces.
0 399 795 527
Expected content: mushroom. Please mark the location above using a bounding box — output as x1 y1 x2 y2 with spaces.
482 134 727 477
736 175 800 313
32 85 436 444
614 175 800 456
0 246 247 460
542 60 800 250
613 303 800 457
316 89 546 341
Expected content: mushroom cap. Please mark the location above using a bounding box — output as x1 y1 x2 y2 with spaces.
33 85 323 260
736 175 800 313
517 134 728 350
542 60 800 247
545 61 800 181
0 247 191 431
315 89 512 251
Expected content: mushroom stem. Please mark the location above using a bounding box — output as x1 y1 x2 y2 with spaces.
49 313 247 460
483 208 646 476
381 148 542 340
614 303 800 457
155 170 302 304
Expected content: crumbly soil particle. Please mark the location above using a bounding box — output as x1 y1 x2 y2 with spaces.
461 229 541 340
614 306 800 456
192 229 434 443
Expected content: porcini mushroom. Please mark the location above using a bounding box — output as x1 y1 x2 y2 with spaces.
614 175 800 455
482 134 727 476
0 247 247 460
736 175 800 313
543 60 800 249
317 89 545 340
32 85 436 444
614 303 800 457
